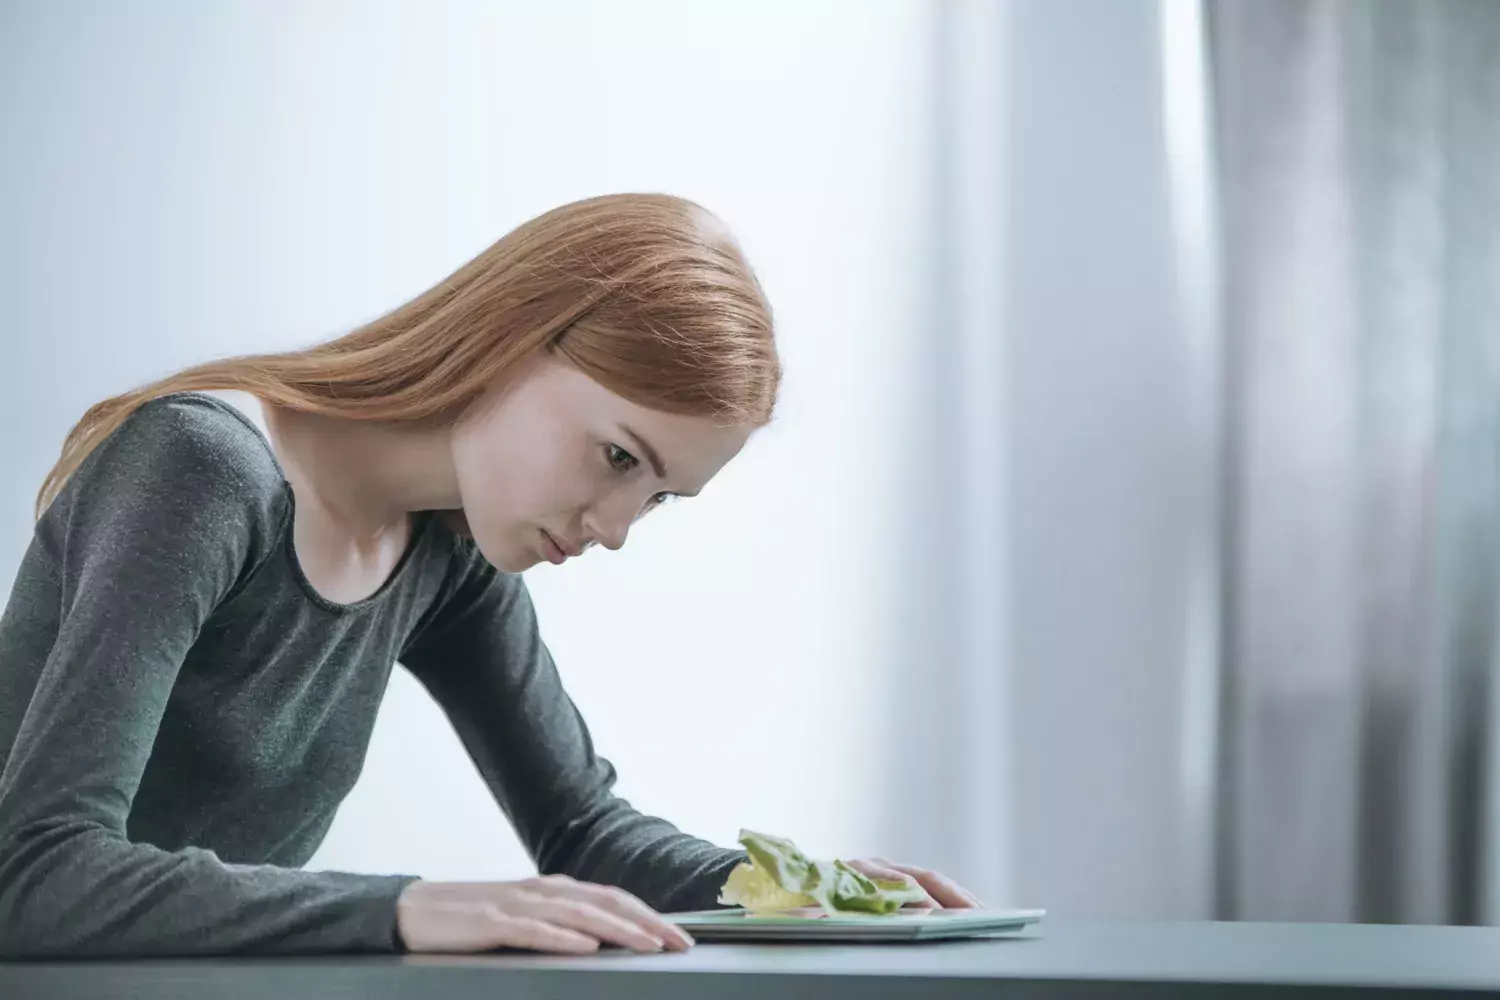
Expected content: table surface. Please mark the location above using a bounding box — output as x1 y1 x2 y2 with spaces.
9 917 1500 999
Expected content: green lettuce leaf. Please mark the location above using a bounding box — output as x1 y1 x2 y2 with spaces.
718 829 929 916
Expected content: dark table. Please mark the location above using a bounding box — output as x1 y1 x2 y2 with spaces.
9 917 1500 998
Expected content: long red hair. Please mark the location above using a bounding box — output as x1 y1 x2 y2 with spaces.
36 192 780 518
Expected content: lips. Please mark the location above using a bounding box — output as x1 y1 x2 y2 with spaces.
540 531 565 565
541 530 582 564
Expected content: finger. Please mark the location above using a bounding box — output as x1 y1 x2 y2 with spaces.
844 859 940 908
518 894 666 954
871 859 980 908
487 912 602 955
874 859 982 908
549 878 695 951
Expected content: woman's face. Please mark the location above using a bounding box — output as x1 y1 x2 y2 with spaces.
450 353 754 573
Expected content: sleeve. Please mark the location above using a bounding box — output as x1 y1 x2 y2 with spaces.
0 398 419 957
399 543 745 914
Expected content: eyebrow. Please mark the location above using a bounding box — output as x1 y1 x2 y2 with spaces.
619 424 700 497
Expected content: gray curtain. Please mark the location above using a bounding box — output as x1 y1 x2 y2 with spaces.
1210 0 1500 923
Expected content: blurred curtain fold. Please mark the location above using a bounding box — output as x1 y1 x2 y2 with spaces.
1209 0 1500 924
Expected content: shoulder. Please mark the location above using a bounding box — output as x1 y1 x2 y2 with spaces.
57 392 289 536
401 525 538 659
111 392 283 488
429 526 517 608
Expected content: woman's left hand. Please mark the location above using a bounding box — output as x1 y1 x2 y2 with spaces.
842 858 984 909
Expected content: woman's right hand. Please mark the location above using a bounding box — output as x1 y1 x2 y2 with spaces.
394 875 696 955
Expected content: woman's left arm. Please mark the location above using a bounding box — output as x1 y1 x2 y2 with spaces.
399 548 743 915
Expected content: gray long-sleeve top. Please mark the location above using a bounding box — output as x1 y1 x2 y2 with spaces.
0 392 742 957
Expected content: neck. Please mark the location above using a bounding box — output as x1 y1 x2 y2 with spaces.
266 406 462 540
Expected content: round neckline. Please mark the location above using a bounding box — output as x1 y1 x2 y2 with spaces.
280 491 436 614
178 390 438 615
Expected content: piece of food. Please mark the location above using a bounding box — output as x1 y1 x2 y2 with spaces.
718 856 816 911
717 829 929 916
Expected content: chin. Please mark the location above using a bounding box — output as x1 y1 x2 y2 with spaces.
494 552 539 574
474 534 538 574
445 512 525 572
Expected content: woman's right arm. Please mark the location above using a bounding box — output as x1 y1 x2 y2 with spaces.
0 399 419 957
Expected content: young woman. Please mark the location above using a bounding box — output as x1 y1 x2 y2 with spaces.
0 193 980 958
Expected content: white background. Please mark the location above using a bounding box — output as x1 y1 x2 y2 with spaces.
0 0 934 883
1 0 1217 917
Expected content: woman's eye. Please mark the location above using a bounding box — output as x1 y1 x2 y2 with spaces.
638 492 676 519
606 444 638 472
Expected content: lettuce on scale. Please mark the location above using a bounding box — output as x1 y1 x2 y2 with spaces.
717 830 929 916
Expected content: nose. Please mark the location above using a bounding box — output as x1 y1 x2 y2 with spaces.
582 504 633 552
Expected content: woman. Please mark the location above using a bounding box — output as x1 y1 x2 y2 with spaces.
0 193 979 957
